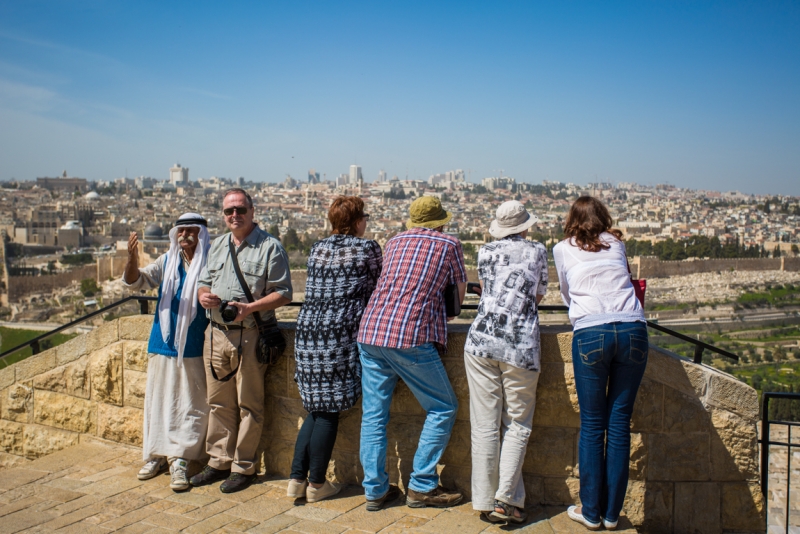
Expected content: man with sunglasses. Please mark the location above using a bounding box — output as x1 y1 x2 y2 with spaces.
193 188 292 493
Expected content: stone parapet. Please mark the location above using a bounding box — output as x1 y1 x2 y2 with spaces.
0 316 765 533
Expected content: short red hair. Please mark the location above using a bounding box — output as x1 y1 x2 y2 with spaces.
328 196 365 235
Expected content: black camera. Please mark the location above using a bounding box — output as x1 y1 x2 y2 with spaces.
219 300 238 322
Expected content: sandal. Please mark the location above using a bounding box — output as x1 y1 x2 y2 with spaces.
490 500 528 524
480 511 505 523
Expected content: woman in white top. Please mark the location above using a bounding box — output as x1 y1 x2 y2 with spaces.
553 196 648 531
464 200 548 524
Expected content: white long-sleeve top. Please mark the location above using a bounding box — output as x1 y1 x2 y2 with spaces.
552 232 645 331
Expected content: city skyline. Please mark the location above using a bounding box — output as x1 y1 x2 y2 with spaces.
0 1 799 195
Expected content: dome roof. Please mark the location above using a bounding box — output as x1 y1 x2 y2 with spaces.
144 223 164 238
84 191 100 200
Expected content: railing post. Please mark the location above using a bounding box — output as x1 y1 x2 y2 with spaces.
30 340 40 355
139 298 148 315
693 344 704 364
761 394 770 501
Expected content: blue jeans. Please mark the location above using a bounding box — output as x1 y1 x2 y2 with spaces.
358 343 458 500
572 321 649 524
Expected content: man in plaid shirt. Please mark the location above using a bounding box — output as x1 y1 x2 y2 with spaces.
357 196 467 511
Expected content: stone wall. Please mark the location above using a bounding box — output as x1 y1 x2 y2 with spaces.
0 316 765 533
631 256 799 279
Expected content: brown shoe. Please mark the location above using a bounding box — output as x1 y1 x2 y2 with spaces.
406 486 463 508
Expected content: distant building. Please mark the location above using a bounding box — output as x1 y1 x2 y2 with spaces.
170 164 189 186
349 165 362 185
308 169 320 184
36 170 88 194
135 176 156 189
377 170 387 183
482 176 516 190
336 174 348 187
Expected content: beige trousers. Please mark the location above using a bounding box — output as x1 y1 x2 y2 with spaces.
465 351 539 511
204 325 268 475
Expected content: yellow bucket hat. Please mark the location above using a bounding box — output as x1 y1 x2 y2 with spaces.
407 196 452 229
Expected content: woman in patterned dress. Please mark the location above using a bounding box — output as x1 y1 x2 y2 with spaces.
287 196 383 503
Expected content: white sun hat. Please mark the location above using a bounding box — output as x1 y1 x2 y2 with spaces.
489 200 539 239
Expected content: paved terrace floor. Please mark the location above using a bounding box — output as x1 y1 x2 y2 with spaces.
0 442 638 534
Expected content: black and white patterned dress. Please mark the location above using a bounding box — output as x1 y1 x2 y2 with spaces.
294 235 383 412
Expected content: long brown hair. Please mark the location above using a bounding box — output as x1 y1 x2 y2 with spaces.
563 196 623 252
328 196 366 235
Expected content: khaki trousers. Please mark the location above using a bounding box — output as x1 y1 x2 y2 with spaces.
203 325 268 475
464 351 539 511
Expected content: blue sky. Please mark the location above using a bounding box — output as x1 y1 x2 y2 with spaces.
1 1 798 195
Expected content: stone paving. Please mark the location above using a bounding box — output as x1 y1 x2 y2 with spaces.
0 442 638 534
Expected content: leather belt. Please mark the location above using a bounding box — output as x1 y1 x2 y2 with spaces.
211 321 245 331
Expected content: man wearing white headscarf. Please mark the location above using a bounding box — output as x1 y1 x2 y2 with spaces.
122 213 211 491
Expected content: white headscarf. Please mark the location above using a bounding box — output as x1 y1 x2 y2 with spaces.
158 212 210 367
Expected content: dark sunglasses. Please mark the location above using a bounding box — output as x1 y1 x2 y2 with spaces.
223 206 249 216
362 213 370 219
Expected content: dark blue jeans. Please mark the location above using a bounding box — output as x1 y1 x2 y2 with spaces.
572 321 649 524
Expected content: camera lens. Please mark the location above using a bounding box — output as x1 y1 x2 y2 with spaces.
220 300 238 322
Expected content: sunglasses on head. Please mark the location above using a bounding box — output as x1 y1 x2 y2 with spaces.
223 206 249 216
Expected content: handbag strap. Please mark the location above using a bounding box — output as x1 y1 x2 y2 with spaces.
228 237 266 329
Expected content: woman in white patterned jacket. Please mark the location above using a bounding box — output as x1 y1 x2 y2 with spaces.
464 200 548 524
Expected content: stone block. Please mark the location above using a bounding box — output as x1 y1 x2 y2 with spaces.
328 449 363 485
623 480 673 534
629 433 647 480
674 482 721 534
97 403 143 446
55 334 88 365
15 348 57 381
262 437 295 479
440 419 471 467
87 320 119 353
709 408 759 482
662 386 710 433
522 426 576 476
123 369 147 409
33 358 90 399
0 418 25 455
89 343 123 405
647 432 710 481
122 341 149 372
23 423 80 459
386 413 427 459
332 404 362 453
0 450 28 468
722 482 765 531
644 347 708 400
705 371 759 420
522 475 545 507
1 383 33 423
531 362 580 428
264 351 288 397
442 358 469 421
542 476 580 505
119 315 153 341
33 389 96 433
0 364 14 389
271 396 307 442
389 379 425 417
540 331 573 363
631 378 663 433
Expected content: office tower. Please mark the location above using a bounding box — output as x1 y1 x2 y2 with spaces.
308 169 320 184
349 165 362 185
170 163 189 185
378 170 387 183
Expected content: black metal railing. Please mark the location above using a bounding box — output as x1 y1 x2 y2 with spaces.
1 296 737 365
760 392 800 532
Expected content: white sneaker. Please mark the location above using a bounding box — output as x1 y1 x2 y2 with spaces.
138 457 167 480
567 505 601 530
603 517 618 530
170 458 190 491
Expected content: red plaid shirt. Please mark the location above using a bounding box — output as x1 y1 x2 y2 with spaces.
358 227 468 349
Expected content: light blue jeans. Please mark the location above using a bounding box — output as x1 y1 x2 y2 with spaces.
358 343 458 500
